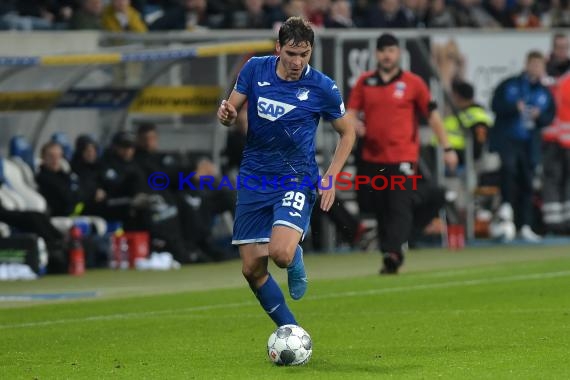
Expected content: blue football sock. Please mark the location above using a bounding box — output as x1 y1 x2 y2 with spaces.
255 274 297 327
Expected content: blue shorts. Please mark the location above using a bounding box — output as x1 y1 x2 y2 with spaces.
232 188 317 245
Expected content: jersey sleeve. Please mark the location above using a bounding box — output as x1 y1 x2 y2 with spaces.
234 57 256 95
414 76 432 117
347 74 365 111
321 79 346 121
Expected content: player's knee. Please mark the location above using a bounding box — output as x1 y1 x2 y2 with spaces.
242 264 266 284
268 245 294 268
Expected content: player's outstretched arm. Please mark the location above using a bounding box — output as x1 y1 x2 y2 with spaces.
320 114 356 212
217 90 247 127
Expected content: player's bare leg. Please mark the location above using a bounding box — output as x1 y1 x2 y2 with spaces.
240 243 297 326
269 226 307 300
240 243 270 289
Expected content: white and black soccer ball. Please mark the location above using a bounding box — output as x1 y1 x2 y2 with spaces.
267 324 312 366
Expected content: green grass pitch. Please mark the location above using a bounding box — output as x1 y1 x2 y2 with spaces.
1 245 569 379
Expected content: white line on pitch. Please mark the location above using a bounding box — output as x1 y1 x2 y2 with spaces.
1 270 569 330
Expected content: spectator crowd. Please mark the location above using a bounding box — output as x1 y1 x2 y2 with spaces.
0 124 239 274
1 0 569 32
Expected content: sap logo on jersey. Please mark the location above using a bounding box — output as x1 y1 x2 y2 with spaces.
257 96 296 121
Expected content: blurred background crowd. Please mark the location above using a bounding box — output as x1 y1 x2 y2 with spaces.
0 1 569 279
1 0 570 32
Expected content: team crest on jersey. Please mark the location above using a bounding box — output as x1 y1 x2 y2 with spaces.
296 88 310 101
257 96 296 121
366 77 378 86
394 81 406 99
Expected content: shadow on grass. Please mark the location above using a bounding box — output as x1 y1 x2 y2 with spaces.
267 358 421 377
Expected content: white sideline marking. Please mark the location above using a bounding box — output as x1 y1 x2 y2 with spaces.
1 270 569 330
309 270 570 301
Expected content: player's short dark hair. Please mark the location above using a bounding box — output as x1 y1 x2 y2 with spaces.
278 16 314 48
526 50 544 62
376 33 399 50
136 122 157 136
451 80 474 100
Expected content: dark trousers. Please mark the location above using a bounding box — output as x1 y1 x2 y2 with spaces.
310 198 360 250
498 139 534 228
358 161 415 256
0 209 63 243
0 208 67 273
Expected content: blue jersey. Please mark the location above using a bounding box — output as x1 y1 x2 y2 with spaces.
234 56 345 193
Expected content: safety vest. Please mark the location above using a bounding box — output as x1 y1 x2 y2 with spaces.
433 105 493 150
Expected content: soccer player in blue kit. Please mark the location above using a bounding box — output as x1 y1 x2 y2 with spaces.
217 17 355 327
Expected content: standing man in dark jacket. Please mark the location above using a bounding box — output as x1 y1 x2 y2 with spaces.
490 50 556 241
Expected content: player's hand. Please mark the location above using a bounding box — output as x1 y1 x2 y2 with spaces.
318 175 335 212
217 100 237 126
444 149 459 172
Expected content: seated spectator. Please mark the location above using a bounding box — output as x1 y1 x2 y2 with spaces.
509 0 542 28
281 0 308 21
449 0 500 28
483 0 514 27
17 0 74 29
352 0 370 26
101 0 147 32
70 135 106 216
425 0 456 27
306 0 330 28
177 156 237 262
365 0 413 28
325 0 355 28
0 1 49 30
548 0 570 27
150 0 224 30
36 142 82 217
264 0 287 28
69 0 103 30
134 124 229 263
402 0 428 27
0 1 26 30
225 0 270 29
97 131 146 224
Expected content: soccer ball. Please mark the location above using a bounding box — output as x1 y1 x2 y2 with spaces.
267 324 312 366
